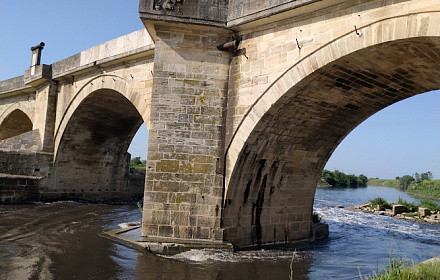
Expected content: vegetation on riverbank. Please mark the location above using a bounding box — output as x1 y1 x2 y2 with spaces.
350 196 440 223
129 157 146 174
361 256 440 280
407 180 440 200
320 170 368 188
367 171 440 200
369 197 440 213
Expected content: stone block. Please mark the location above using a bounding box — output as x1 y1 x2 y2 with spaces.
419 207 431 217
172 211 190 226
392 204 406 216
158 225 174 237
312 223 329 240
156 160 180 172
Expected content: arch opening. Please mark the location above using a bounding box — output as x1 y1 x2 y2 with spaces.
324 90 440 179
222 37 440 248
51 89 146 201
0 109 33 140
128 124 149 175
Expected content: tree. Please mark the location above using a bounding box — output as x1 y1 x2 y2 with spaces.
420 171 433 181
333 170 347 187
399 175 414 190
130 156 143 166
358 174 368 187
321 170 367 188
414 172 421 183
322 169 335 186
346 174 358 188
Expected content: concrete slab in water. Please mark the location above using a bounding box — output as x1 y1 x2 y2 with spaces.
104 226 234 255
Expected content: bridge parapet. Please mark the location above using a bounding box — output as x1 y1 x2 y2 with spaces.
1 28 155 202
51 29 154 79
0 76 33 97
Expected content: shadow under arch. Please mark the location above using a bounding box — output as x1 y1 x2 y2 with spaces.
222 35 440 248
0 109 33 140
54 74 151 157
50 88 145 201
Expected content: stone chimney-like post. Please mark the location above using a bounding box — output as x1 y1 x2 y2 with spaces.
30 42 45 75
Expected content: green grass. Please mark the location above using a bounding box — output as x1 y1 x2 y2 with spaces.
361 259 440 280
368 179 401 189
407 180 440 200
420 199 440 212
402 212 419 218
368 179 440 201
397 197 418 212
370 197 391 209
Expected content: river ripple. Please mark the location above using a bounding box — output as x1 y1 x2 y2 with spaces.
0 186 438 280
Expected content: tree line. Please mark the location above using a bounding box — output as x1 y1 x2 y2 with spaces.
396 171 433 190
321 169 368 188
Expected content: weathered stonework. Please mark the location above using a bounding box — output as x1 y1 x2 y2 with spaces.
141 23 233 241
0 174 40 203
1 29 155 202
221 0 440 247
1 0 439 248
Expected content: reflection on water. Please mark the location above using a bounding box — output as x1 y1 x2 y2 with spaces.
0 186 439 280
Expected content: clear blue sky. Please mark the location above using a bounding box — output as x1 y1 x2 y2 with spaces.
1 1 439 179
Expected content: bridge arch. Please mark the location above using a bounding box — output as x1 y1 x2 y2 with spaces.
0 108 33 140
51 83 146 200
54 74 151 156
223 12 440 247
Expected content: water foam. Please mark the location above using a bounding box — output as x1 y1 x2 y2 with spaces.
163 248 300 263
117 221 141 229
315 206 440 242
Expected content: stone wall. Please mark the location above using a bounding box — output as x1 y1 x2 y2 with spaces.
227 0 320 26
221 0 440 247
0 150 53 177
141 23 233 241
0 28 154 203
139 0 228 26
0 129 42 153
0 174 39 203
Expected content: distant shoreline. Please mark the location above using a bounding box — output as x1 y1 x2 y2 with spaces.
367 178 440 201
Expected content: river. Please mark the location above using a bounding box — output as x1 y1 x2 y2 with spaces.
0 185 439 280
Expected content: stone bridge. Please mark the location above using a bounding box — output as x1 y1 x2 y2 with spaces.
1 0 439 248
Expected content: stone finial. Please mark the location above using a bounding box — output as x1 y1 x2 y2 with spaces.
30 42 45 75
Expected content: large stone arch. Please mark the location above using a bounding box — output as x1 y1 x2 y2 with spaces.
50 85 146 200
0 108 34 140
222 12 440 248
54 74 150 157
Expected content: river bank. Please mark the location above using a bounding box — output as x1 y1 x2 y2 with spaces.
367 178 440 200
346 203 440 224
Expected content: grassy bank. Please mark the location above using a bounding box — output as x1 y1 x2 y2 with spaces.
362 257 440 280
368 179 440 200
407 180 440 200
368 179 401 189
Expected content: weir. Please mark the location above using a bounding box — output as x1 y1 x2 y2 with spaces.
1 0 439 248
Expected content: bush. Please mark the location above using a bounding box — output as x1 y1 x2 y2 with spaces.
397 198 418 212
420 200 440 212
312 212 321 223
407 180 440 200
370 197 391 209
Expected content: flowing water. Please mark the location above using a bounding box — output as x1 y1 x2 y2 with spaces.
0 186 439 280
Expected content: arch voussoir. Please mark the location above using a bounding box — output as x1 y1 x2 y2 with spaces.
223 10 440 248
